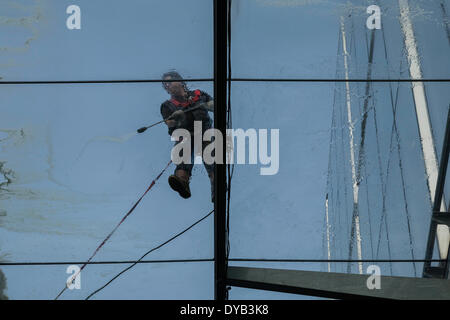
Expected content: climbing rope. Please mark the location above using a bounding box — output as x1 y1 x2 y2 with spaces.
54 160 172 299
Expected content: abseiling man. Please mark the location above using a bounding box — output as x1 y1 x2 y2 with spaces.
160 70 215 202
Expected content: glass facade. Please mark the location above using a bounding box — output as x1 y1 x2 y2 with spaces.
1 0 449 299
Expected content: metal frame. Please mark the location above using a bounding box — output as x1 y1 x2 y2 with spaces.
214 0 228 301
214 0 450 300
423 105 450 278
227 266 450 300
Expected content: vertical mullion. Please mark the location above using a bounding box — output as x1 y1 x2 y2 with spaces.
214 0 228 301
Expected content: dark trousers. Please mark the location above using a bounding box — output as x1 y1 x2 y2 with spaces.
173 134 214 177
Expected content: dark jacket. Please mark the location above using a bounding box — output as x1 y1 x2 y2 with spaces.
160 90 213 136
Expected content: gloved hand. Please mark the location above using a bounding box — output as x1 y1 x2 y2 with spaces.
193 101 214 112
170 110 185 121
204 100 214 112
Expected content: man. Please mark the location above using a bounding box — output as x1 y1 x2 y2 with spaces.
160 70 215 202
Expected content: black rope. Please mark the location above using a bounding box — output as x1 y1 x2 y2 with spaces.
363 92 376 260
382 23 418 275
395 118 418 276
84 209 214 300
374 55 404 276
440 0 450 46
347 27 376 273
375 12 412 275
378 2 397 276
224 0 234 300
361 24 375 262
323 26 342 272
334 28 346 271
375 107 396 275
372 9 397 275
372 105 392 274
337 73 350 273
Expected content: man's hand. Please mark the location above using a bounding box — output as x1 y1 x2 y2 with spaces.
204 101 214 112
194 101 214 112
169 110 185 121
165 109 185 128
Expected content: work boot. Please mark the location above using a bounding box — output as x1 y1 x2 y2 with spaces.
168 169 191 199
208 172 215 203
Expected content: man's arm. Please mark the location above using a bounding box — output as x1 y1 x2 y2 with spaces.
161 103 178 135
203 100 214 112
198 91 214 112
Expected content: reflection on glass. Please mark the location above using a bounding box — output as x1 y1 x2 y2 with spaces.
0 81 215 299
0 0 213 81
228 80 448 278
231 0 450 79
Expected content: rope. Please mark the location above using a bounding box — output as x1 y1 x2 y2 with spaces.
380 12 417 275
324 26 342 272
54 160 172 300
85 209 214 300
347 27 376 273
225 0 233 300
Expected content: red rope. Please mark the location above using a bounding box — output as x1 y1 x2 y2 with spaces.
55 160 172 299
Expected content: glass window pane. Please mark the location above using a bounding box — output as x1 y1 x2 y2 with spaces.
231 0 450 79
2 0 450 301
0 0 213 81
228 81 448 278
1 81 215 299
1 0 214 299
1 262 213 299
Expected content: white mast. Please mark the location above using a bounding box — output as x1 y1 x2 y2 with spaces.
398 0 449 259
340 16 363 274
325 194 331 272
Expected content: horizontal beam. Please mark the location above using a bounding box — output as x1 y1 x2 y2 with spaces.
423 266 446 278
227 266 450 300
432 212 450 226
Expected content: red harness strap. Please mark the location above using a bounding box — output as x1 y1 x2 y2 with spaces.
170 89 201 108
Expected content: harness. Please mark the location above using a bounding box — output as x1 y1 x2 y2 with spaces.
170 90 201 108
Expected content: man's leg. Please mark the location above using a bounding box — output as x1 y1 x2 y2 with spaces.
168 139 194 199
203 140 215 203
205 164 214 203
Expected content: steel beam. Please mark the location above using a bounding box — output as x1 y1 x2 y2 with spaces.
214 0 228 301
423 106 450 278
227 266 450 300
